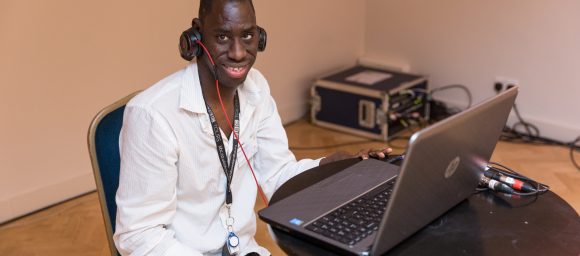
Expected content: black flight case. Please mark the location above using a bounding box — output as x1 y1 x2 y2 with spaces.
310 65 429 141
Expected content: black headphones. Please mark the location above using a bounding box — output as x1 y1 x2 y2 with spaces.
179 20 267 61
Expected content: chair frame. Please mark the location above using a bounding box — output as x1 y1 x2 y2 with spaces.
87 91 141 256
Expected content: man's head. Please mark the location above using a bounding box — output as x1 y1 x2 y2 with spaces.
199 0 255 22
194 0 259 88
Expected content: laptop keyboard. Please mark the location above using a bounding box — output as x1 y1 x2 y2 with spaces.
304 177 397 246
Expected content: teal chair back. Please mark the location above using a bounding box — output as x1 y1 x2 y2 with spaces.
88 91 140 256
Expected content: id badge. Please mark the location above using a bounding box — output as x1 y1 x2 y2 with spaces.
227 231 240 255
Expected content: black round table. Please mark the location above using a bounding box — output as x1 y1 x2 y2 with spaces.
268 158 580 256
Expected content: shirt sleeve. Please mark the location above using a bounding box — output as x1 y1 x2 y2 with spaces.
113 105 203 256
252 80 322 199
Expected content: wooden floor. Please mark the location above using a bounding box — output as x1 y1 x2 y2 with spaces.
1 120 578 255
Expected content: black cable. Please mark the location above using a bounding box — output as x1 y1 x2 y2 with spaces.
294 81 579 171
501 127 580 171
427 99 453 123
430 84 473 109
498 97 580 171
414 84 473 124
487 163 529 181
486 162 550 197
511 103 540 139
292 84 472 151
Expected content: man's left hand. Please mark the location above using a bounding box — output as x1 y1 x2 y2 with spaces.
319 147 392 166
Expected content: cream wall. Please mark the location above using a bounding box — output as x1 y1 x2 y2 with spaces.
253 1 366 121
4 0 579 225
364 0 580 141
0 1 365 222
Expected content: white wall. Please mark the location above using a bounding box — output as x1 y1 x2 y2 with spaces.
364 0 580 142
254 1 366 122
0 1 365 223
11 0 577 225
0 0 194 223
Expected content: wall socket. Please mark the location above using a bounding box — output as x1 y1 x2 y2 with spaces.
494 76 519 92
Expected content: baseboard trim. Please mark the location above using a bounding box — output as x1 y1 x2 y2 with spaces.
505 114 580 143
434 97 579 143
0 172 96 224
279 102 309 125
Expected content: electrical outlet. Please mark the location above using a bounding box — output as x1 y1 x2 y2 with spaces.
494 76 519 92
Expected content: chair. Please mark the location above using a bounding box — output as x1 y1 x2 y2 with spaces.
88 91 141 256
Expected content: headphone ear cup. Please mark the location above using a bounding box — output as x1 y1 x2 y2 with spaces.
179 28 202 61
257 26 267 52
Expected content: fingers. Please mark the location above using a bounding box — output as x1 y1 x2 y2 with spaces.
324 147 392 163
357 147 392 160
357 149 370 160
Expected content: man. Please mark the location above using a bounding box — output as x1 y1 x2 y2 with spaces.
114 0 390 255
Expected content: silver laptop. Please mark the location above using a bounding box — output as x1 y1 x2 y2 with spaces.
258 87 518 255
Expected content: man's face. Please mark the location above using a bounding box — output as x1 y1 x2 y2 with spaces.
200 0 259 88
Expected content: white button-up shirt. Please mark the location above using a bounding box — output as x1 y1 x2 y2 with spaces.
114 63 321 255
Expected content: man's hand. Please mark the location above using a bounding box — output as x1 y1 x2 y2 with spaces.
319 147 392 166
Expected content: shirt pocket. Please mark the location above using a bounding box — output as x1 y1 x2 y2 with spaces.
236 134 258 169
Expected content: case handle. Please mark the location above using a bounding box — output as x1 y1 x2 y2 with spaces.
358 100 376 129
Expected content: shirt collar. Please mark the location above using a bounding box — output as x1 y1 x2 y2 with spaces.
179 62 263 114
179 63 205 113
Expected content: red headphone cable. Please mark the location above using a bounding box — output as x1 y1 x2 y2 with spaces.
197 41 269 206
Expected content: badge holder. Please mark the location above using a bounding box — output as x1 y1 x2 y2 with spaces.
226 205 240 255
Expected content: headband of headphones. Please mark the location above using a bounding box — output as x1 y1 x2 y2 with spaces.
179 20 267 61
